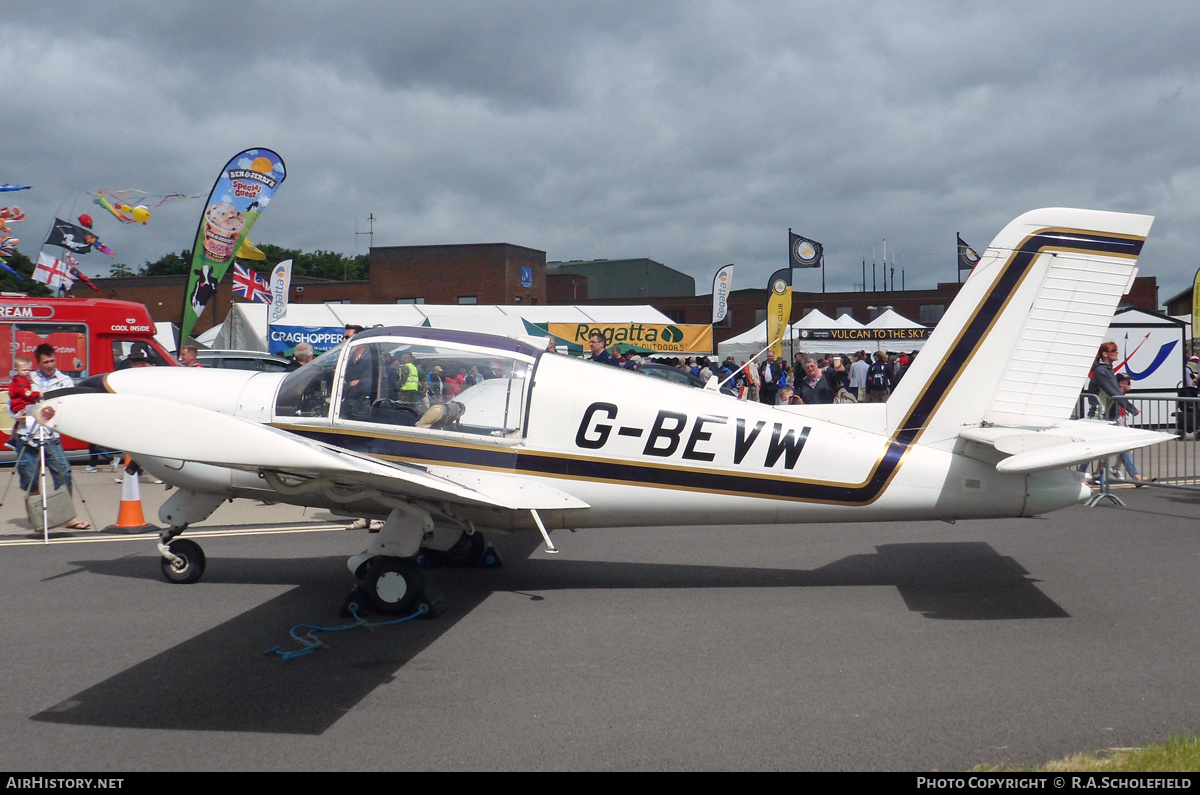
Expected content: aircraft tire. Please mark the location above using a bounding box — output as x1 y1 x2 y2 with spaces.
440 531 488 567
160 539 206 584
363 557 424 614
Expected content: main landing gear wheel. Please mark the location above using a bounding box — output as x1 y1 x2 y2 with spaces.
421 532 502 568
160 538 206 584
362 556 425 614
442 531 488 566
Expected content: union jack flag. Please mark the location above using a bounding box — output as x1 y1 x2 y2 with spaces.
231 262 271 303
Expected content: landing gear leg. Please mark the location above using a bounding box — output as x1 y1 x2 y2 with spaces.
155 490 224 585
344 504 445 617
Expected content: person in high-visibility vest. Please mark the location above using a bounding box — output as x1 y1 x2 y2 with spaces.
398 352 420 405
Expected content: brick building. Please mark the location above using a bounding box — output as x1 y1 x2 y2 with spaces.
369 243 546 306
71 244 1160 345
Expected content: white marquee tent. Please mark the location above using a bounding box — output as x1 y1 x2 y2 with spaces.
719 309 926 362
209 302 679 353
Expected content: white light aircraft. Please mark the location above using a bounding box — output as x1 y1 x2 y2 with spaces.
35 208 1171 615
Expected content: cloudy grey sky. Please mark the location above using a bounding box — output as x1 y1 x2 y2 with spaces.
5 1 1200 300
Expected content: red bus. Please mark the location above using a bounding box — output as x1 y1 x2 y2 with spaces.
0 295 177 441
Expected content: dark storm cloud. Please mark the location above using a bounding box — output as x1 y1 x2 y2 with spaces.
4 1 1200 300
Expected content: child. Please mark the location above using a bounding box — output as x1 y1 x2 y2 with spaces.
8 356 41 439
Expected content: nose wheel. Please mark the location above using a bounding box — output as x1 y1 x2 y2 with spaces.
160 538 206 584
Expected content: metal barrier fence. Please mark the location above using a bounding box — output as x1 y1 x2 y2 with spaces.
1076 393 1200 491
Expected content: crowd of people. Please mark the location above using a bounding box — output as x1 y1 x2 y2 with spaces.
586 325 920 407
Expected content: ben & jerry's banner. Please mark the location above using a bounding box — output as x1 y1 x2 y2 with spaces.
180 148 287 345
765 267 792 359
540 323 713 355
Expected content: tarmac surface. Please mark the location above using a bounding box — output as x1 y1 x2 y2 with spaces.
0 468 1198 771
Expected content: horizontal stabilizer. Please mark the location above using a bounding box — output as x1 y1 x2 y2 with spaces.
960 421 1174 474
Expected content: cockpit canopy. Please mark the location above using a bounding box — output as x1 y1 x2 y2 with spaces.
274 328 540 438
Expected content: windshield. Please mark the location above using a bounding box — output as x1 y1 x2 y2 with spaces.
274 344 343 418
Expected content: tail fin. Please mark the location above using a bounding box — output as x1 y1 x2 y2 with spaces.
886 208 1153 442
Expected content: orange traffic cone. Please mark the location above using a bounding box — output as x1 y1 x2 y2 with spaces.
104 456 157 534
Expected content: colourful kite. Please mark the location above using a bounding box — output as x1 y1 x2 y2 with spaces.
90 188 202 225
0 184 31 192
63 253 100 292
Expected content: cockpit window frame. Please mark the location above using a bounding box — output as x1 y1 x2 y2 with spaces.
276 329 541 443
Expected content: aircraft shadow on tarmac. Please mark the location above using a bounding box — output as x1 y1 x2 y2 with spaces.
32 538 1065 735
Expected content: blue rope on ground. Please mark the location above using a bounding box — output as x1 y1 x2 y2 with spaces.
264 603 429 661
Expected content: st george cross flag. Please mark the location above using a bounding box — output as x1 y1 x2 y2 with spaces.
33 252 74 291
232 262 271 303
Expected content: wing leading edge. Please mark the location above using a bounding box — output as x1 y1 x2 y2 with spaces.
35 393 588 512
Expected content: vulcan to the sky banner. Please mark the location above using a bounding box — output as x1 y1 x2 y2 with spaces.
180 148 286 345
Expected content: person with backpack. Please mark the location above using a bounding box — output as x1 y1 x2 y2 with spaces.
867 351 892 402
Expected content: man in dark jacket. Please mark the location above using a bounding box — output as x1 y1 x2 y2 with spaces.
589 330 620 367
797 356 833 404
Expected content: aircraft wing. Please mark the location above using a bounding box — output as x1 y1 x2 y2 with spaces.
959 420 1174 474
35 392 588 511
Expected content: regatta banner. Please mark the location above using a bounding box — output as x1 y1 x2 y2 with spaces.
789 232 822 268
711 264 733 324
958 233 980 273
268 259 292 323
539 322 713 355
766 267 792 359
180 148 286 345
